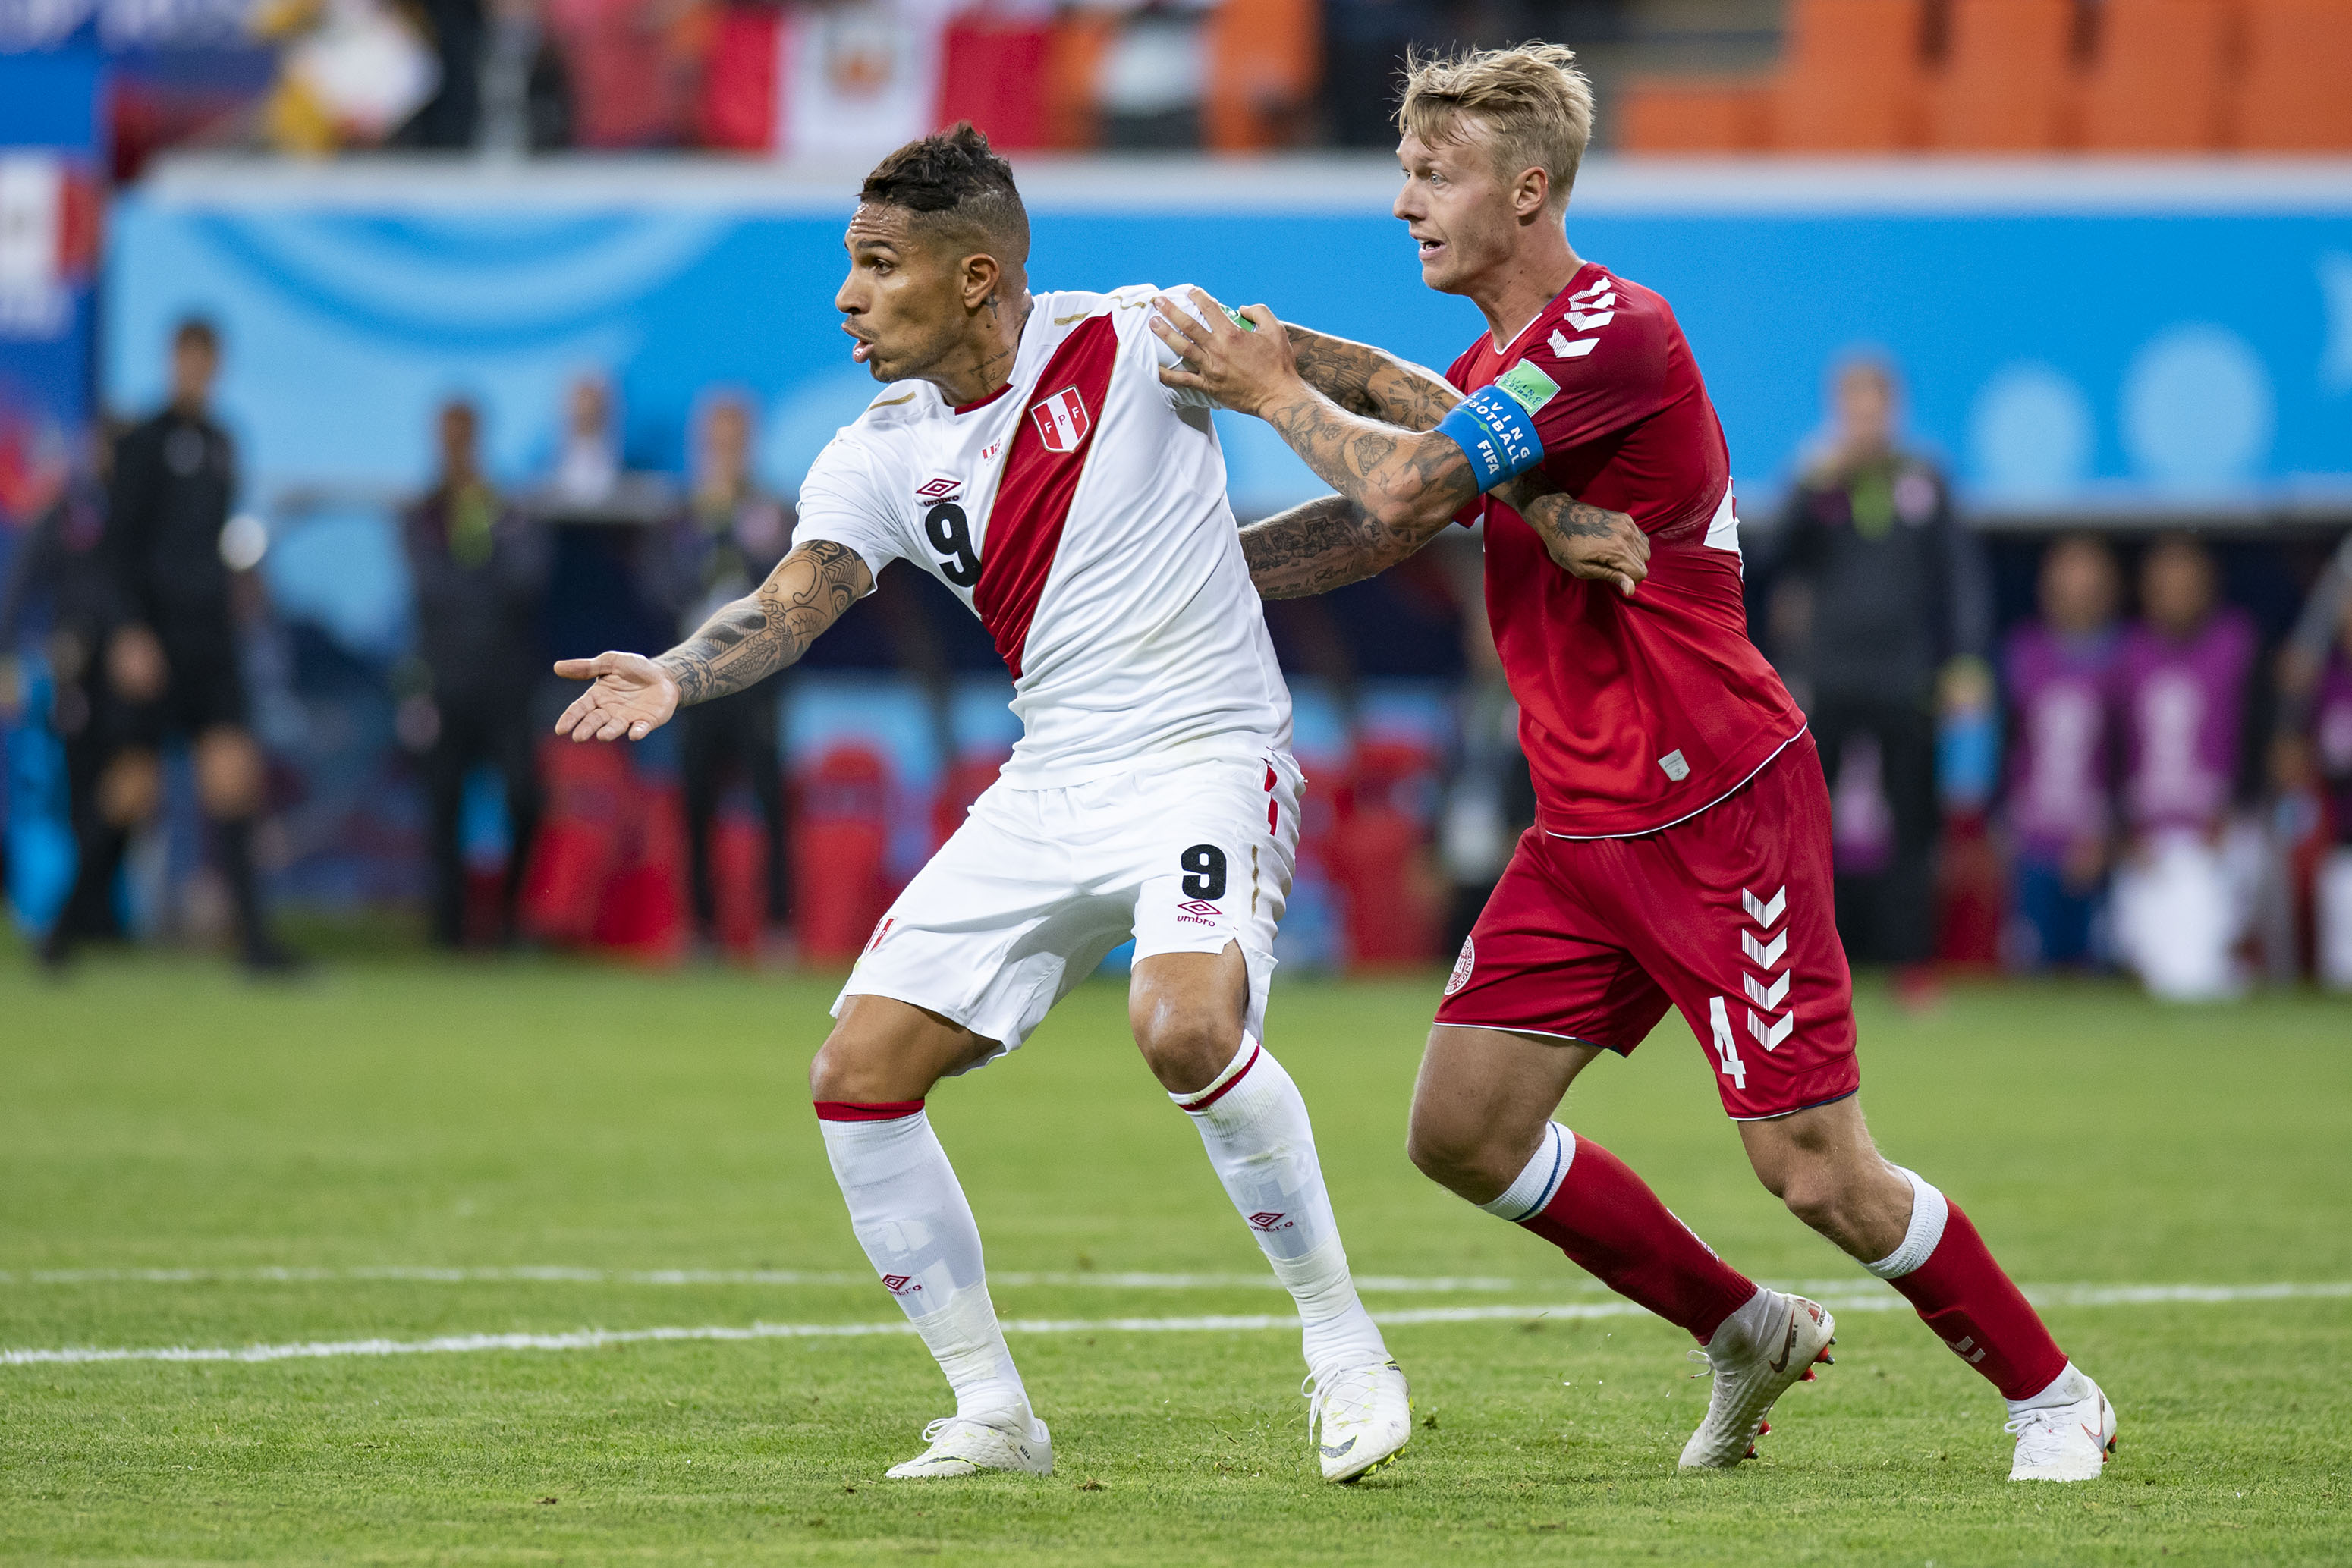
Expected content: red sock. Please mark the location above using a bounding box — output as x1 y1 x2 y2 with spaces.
1886 1202 2067 1400
1518 1134 1756 1343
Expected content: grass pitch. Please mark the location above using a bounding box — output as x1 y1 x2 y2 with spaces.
3 944 2348 1566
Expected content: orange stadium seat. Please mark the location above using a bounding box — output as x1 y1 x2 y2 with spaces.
1203 0 1320 151
1618 78 1772 153
2080 0 2237 151
1769 0 1930 151
1929 0 2081 151
1042 11 1116 150
2231 0 2352 149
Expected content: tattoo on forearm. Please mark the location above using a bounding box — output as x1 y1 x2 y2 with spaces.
1503 481 1628 545
1259 386 1481 539
1240 495 1412 600
1286 327 1461 430
656 539 867 705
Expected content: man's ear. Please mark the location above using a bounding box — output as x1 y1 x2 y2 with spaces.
961 252 1003 313
1514 166 1551 223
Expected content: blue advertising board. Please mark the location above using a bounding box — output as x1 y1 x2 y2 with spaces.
105 156 2352 532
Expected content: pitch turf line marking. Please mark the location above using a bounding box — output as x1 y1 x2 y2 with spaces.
0 1267 1527 1293
5 1283 2347 1368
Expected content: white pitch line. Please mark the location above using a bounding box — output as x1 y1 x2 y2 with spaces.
4 1282 2345 1368
0 1266 1524 1293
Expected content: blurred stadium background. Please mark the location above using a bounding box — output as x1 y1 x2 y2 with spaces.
5 5 2352 1560
2 0 2350 981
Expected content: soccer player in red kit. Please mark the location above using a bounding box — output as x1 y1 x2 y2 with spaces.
1151 42 2117 1482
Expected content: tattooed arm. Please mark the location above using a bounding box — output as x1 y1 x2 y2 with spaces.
1165 297 1650 597
552 539 872 743
1284 325 1461 429
1238 495 1414 600
1285 323 1648 577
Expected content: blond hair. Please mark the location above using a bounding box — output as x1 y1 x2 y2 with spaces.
1397 42 1594 212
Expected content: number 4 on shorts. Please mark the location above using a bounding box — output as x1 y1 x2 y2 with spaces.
1708 996 1747 1089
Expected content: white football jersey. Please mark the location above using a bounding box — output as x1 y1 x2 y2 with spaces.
794 284 1291 787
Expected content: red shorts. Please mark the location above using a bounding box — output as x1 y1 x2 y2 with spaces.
1432 731 1860 1120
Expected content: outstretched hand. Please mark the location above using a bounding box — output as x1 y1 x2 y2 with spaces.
1148 288 1302 417
552 650 679 743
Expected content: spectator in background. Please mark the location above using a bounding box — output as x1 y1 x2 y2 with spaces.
398 0 488 147
1772 355 1983 1002
2110 533 2257 1000
2275 530 2352 987
2000 533 2122 969
1322 0 1447 146
43 319 301 973
542 0 703 146
402 398 549 948
0 432 123 945
252 0 442 153
1097 2 1209 149
549 373 621 505
656 392 794 954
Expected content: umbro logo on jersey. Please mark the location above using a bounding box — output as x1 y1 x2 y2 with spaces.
916 477 961 501
882 1274 921 1295
1032 386 1091 453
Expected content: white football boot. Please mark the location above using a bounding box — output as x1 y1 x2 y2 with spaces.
883 1410 1054 1480
1304 1357 1413 1482
2005 1365 2118 1482
1678 1287 1836 1469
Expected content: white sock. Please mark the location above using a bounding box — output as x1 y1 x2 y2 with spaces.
2007 1361 2093 1416
1862 1166 1950 1280
818 1107 1030 1422
1171 1035 1390 1375
1476 1121 1574 1221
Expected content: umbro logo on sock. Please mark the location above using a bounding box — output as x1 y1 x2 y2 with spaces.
1247 1211 1291 1232
882 1274 923 1296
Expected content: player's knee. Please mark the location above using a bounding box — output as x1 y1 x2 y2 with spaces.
1130 1004 1241 1096
808 1032 889 1104
1773 1158 1849 1235
1404 1106 1495 1197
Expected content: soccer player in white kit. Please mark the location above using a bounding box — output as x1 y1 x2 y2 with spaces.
552 126 1413 1483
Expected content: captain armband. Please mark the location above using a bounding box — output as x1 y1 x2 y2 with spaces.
1434 358 1563 492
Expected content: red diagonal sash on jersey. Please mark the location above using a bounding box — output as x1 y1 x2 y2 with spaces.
974 313 1118 680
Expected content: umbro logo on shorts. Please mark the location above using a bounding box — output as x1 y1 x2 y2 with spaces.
882 1274 921 1296
1176 899 1221 917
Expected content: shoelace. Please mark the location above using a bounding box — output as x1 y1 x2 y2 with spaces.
1303 1362 1385 1435
916 1415 1007 1451
2001 1406 2074 1439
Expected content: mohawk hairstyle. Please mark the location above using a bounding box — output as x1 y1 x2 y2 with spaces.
860 122 1030 266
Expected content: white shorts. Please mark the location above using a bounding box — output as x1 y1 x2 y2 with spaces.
834 749 1302 1069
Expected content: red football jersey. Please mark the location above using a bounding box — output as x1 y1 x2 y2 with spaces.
1448 262 1804 837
